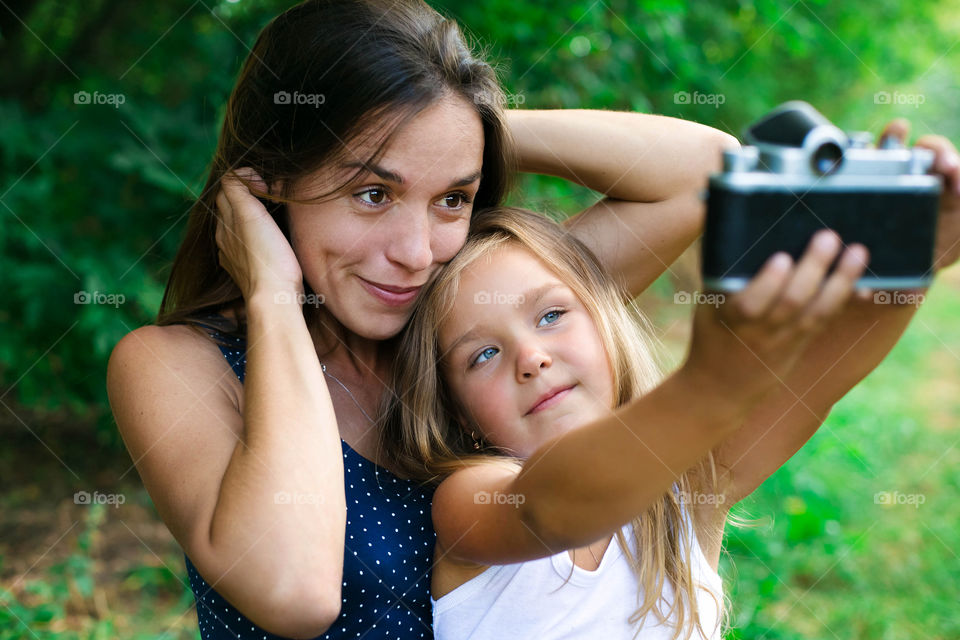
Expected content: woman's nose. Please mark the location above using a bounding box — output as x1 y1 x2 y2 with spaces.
385 205 432 272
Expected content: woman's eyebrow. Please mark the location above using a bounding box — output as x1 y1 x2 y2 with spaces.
342 161 405 184
449 170 483 187
342 162 482 189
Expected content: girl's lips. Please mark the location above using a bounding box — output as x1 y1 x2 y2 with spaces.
358 277 422 307
526 385 576 415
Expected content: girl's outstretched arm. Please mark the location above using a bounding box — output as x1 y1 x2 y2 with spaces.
705 297 917 510
433 232 867 566
507 109 738 297
698 126 960 513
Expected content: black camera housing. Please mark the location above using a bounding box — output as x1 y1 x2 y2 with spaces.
702 101 942 291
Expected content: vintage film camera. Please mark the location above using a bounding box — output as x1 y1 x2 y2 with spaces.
702 101 942 291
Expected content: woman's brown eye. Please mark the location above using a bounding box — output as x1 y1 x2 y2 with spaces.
358 188 387 205
443 194 464 208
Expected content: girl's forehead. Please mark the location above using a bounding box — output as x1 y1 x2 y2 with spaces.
442 246 576 328
462 243 545 278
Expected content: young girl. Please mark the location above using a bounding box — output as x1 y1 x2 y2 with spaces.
380 206 875 639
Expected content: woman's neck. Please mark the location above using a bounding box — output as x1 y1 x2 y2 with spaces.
307 309 391 383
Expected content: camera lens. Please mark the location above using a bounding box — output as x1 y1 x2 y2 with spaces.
811 142 844 175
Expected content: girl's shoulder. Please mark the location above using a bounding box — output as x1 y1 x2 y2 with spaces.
431 459 523 600
434 458 524 506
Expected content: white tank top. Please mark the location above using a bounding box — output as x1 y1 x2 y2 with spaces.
433 515 723 640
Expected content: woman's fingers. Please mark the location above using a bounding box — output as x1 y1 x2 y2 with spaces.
223 167 270 205
765 230 842 325
215 167 270 253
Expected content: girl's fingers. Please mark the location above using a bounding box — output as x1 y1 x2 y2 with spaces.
878 118 910 147
915 134 960 196
797 244 869 330
765 230 842 326
726 251 794 321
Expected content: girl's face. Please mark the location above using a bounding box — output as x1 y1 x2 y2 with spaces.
286 95 485 342
438 244 616 458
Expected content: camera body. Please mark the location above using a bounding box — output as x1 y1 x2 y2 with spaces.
702 101 942 291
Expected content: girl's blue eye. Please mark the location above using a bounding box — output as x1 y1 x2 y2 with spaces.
538 309 565 327
356 188 389 205
471 346 499 366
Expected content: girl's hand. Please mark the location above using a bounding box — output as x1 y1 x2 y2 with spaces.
879 119 960 272
215 168 304 301
684 230 870 407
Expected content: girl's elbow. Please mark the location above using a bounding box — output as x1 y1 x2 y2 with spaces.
518 498 581 552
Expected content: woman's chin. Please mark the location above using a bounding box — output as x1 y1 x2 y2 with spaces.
346 310 412 342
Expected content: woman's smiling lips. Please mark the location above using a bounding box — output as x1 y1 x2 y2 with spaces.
525 385 576 416
358 277 423 307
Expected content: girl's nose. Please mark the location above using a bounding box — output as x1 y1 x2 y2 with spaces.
516 342 552 381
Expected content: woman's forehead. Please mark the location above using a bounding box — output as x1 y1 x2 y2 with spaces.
294 97 484 196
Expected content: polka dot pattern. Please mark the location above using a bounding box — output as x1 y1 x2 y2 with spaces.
183 321 436 639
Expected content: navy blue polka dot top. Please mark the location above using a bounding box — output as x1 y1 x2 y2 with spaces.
183 321 436 640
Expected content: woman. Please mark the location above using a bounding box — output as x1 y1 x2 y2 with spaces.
105 0 779 638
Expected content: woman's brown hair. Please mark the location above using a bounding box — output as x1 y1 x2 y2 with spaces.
157 0 515 336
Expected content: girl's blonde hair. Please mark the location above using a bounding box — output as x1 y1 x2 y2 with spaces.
380 206 727 639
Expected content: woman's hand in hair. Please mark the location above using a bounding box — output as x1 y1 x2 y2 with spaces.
683 230 870 409
215 168 304 301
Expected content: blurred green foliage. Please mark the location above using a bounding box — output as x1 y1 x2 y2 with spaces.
2 0 958 433
2 0 960 637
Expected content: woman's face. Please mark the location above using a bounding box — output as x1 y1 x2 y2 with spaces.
286 95 485 341
438 244 616 459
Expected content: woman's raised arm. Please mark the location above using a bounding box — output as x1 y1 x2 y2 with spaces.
107 174 347 638
507 109 738 296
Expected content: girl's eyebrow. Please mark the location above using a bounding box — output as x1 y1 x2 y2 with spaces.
445 283 567 355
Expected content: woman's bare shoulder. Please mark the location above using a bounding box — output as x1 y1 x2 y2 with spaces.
107 322 245 550
110 322 240 390
112 322 223 358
